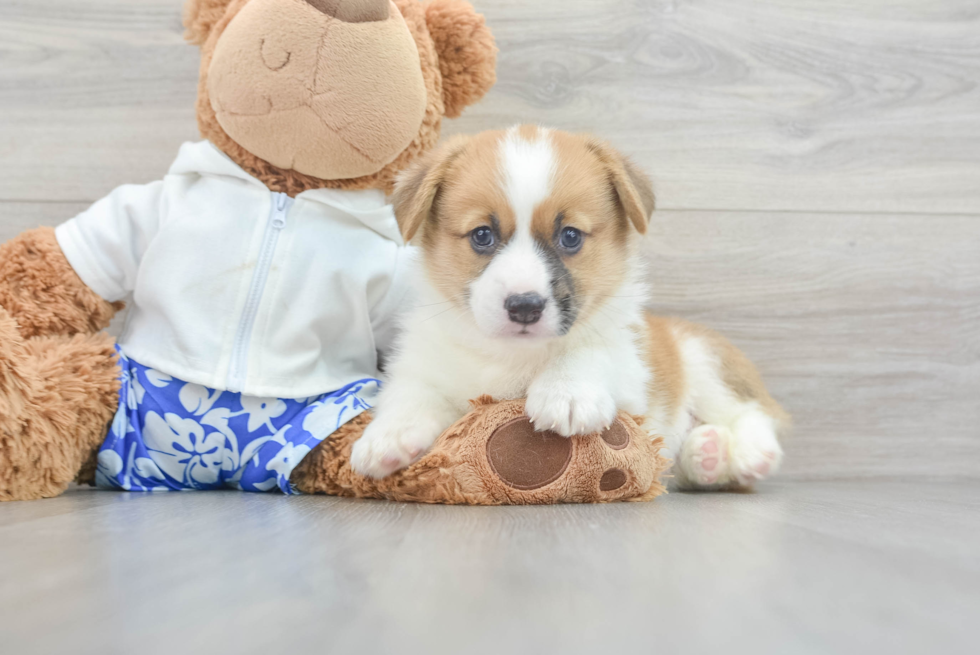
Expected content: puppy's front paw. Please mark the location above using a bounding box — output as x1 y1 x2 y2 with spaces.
350 416 442 479
525 378 617 437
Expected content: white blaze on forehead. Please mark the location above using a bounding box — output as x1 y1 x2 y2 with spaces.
466 128 562 338
500 127 555 235
494 127 555 297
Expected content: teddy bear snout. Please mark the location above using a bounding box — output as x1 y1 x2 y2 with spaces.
260 38 291 71
205 0 426 181
303 0 389 22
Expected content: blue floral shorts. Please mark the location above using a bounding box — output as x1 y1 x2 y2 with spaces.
96 347 379 494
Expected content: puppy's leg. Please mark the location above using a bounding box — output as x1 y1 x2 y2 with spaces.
526 328 649 437
350 380 460 479
670 321 788 489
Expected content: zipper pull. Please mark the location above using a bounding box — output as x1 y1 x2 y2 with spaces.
272 193 289 229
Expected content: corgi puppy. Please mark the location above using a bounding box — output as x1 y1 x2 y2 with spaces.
351 126 789 489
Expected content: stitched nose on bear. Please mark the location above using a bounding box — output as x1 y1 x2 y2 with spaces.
304 0 389 22
206 0 426 180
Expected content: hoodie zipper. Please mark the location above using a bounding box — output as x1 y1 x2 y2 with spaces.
226 192 292 393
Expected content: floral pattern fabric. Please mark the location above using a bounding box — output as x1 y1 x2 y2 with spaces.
97 347 378 494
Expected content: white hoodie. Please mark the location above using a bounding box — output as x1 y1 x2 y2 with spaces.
56 141 412 399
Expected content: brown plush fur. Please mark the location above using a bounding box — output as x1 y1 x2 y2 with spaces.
424 0 498 119
0 227 123 339
193 0 495 195
0 307 120 501
183 0 234 45
292 397 669 504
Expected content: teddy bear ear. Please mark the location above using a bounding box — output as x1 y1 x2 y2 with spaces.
183 0 235 46
424 0 498 118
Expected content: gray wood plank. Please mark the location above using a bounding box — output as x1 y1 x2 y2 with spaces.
642 209 980 479
1 1 978 212
0 201 88 240
0 480 977 655
451 0 980 214
4 202 978 479
0 0 198 200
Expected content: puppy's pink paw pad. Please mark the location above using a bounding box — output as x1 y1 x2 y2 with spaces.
682 424 731 487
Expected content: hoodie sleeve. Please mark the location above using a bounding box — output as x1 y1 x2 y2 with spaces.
55 181 166 302
369 244 419 357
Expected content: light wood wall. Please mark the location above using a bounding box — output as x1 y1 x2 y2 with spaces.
1 0 978 478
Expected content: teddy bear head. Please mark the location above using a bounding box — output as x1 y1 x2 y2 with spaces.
183 0 497 194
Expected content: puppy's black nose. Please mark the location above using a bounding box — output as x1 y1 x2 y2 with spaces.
505 293 546 325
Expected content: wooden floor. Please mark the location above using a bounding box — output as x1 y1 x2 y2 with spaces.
1 1 978 652
1 480 978 654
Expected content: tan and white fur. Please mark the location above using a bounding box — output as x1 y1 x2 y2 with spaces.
351 126 789 489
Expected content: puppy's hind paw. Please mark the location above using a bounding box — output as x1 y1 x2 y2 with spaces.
678 424 732 488
729 441 782 488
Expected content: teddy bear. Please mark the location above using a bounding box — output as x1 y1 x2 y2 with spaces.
0 0 669 504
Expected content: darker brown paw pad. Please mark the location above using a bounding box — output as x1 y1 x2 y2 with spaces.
486 417 572 490
486 417 635 494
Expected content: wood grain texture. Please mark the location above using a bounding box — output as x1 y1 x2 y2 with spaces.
1 1 979 212
0 480 977 654
449 0 980 213
643 210 980 478
0 1 199 202
0 201 88 240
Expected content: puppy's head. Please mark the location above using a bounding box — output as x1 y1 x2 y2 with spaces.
394 125 654 340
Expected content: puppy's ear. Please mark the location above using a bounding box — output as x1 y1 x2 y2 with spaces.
588 140 655 234
183 0 235 46
393 136 469 243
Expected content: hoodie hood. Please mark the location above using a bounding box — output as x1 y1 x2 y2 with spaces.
168 141 402 244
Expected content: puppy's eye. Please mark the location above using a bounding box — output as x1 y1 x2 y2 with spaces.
470 226 495 252
558 226 584 253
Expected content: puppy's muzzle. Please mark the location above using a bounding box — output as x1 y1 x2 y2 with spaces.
505 293 546 325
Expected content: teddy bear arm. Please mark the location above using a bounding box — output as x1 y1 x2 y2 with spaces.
291 399 669 505
0 306 120 501
0 227 123 340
